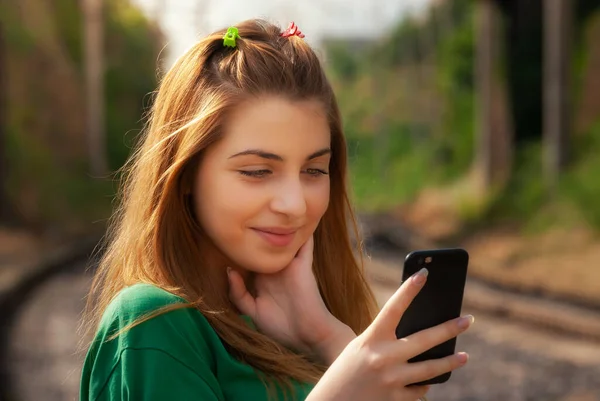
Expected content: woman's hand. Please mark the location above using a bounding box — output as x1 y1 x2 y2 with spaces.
306 268 474 401
227 236 350 362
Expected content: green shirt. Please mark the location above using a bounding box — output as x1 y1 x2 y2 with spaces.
80 283 314 401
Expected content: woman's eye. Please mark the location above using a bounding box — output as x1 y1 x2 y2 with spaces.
305 168 329 177
238 169 271 178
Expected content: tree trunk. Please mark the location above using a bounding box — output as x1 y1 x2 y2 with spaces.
474 0 513 191
0 21 17 226
543 0 572 191
83 0 108 176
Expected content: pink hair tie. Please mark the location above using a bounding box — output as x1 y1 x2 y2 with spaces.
281 22 305 38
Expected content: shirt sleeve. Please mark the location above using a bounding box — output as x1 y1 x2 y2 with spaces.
99 347 222 401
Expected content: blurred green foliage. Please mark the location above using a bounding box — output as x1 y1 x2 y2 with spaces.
560 123 600 229
346 125 436 211
327 0 600 232
328 0 475 211
326 43 362 82
2 0 160 230
54 0 160 170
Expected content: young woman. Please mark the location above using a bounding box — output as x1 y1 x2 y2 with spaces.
79 19 473 401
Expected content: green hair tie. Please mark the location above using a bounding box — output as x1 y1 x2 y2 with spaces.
223 26 240 48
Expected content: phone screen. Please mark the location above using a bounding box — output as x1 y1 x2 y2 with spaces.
395 248 469 365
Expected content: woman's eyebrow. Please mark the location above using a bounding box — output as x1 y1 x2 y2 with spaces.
228 148 331 161
307 148 331 160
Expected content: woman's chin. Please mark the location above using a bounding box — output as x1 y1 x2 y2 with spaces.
241 254 296 275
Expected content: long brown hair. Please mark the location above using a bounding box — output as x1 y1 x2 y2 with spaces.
81 18 378 393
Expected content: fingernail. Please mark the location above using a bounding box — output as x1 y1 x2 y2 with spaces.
412 268 428 285
226 267 232 275
457 315 475 329
457 352 469 364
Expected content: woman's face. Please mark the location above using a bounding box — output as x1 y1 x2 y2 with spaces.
193 96 331 273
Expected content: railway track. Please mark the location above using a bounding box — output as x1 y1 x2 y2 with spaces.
0 244 97 401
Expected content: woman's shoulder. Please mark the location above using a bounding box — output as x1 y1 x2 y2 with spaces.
98 283 214 338
103 283 187 323
82 284 225 400
92 283 222 366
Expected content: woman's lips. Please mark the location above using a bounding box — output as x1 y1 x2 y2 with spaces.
251 228 297 247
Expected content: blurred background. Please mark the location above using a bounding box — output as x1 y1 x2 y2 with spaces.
1 0 600 400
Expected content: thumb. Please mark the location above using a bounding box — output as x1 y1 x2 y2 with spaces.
296 235 314 260
227 267 257 318
368 267 428 339
291 235 314 268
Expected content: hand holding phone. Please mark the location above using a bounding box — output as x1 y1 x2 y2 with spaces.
306 259 472 401
395 248 470 386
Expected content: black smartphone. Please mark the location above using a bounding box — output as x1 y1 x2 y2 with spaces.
395 248 469 386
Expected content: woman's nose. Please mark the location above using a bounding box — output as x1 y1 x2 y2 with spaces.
270 178 307 217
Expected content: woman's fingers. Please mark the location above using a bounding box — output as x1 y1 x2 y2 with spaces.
227 267 256 317
397 315 474 361
367 268 429 339
294 235 314 262
398 352 469 386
